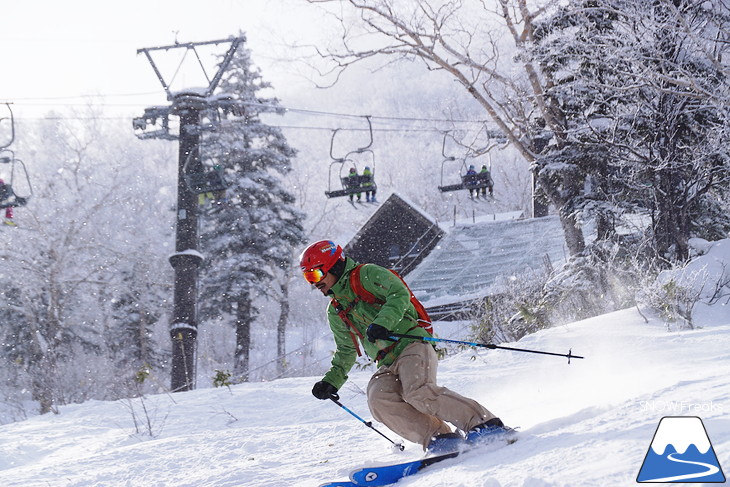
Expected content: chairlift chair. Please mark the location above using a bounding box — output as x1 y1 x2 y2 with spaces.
0 149 32 209
0 103 15 150
438 161 494 193
324 116 377 199
182 151 228 195
437 134 493 194
185 167 227 194
324 152 377 198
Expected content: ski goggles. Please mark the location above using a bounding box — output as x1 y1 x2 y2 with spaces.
303 267 327 284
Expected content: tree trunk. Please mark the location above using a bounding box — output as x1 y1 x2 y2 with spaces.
234 292 253 381
536 156 586 256
653 167 690 264
28 311 60 414
276 281 289 376
595 210 615 242
558 210 586 256
29 352 57 415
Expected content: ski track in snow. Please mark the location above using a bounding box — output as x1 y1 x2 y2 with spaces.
0 308 728 486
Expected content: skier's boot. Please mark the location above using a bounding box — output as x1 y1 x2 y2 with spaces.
465 417 513 445
426 432 464 455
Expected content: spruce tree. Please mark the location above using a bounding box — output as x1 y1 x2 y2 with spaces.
198 38 306 380
521 0 730 322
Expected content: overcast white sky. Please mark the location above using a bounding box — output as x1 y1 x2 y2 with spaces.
0 0 495 187
0 0 330 119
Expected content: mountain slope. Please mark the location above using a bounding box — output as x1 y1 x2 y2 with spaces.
0 307 728 486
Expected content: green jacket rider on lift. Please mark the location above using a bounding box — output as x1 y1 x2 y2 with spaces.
479 165 494 198
346 167 361 203
361 166 376 203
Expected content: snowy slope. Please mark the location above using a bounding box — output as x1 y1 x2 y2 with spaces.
0 306 728 487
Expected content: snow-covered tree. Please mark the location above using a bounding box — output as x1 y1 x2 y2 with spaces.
2 114 114 413
302 0 589 254
0 109 175 414
106 259 168 392
198 39 307 380
533 0 730 264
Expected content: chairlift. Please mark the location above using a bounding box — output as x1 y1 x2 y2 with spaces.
182 151 228 195
0 103 15 150
324 116 378 199
0 149 32 209
437 133 493 194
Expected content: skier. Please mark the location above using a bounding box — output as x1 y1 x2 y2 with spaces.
0 178 15 226
300 240 507 454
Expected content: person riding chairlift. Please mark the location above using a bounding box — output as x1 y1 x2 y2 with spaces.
362 166 376 203
465 165 478 199
479 165 494 198
0 178 15 226
347 167 362 203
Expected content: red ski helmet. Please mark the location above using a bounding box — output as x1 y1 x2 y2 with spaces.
299 240 343 284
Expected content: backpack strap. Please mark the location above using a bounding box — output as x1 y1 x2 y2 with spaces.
349 264 382 305
353 265 433 336
391 269 433 335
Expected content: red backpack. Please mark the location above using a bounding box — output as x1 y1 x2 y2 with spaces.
331 264 433 357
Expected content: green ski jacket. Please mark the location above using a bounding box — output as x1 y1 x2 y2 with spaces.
321 257 431 390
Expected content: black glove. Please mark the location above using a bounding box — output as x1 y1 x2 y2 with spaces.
366 323 391 343
312 380 338 400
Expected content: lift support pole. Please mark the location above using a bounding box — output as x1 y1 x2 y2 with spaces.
168 95 205 392
134 37 245 392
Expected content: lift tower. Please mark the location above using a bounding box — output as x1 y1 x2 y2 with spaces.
134 37 245 392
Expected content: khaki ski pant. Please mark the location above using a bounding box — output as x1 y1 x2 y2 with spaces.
367 341 496 449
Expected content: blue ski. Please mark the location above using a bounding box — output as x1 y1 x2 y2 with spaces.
322 433 518 486
319 452 458 487
349 450 461 486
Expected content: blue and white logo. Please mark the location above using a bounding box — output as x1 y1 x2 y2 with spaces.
637 416 725 483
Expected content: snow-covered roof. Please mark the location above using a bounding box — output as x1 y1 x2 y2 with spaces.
394 193 442 229
449 210 524 230
407 215 567 306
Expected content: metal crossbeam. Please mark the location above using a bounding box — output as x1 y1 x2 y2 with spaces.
137 36 246 100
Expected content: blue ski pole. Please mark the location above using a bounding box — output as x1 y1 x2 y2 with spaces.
329 395 405 451
387 333 584 364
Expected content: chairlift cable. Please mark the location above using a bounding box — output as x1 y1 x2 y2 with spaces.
6 98 493 126
6 97 506 142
